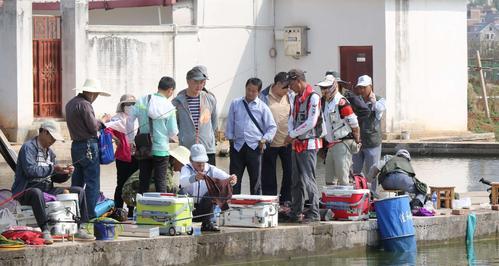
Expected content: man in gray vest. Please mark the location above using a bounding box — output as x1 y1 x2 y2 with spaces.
318 74 361 185
352 75 386 191
368 150 426 209
283 69 326 223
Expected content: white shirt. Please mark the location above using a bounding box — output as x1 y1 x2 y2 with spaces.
179 163 230 203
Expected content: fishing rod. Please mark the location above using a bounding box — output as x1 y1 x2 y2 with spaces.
0 150 96 208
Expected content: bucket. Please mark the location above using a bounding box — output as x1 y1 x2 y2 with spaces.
374 195 416 252
94 222 116 240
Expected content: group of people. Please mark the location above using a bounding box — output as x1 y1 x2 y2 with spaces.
11 64 428 243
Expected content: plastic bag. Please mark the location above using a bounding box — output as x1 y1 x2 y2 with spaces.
0 208 17 232
99 128 115 164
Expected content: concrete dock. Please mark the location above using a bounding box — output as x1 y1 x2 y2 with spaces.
1 209 498 266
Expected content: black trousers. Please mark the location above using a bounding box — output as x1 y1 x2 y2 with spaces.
178 189 213 224
114 158 139 209
230 143 262 195
138 155 169 193
207 153 216 166
17 186 89 231
261 145 292 203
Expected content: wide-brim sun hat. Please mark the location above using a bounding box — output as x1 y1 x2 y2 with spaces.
169 144 191 166
116 94 136 113
74 78 111 97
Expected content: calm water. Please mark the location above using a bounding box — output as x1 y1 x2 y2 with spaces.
0 156 498 197
221 238 499 266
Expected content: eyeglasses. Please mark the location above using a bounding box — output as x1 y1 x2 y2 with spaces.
123 103 135 107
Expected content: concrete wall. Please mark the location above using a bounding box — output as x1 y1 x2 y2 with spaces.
0 0 34 142
384 0 468 134
86 26 175 115
1 211 498 265
274 0 387 101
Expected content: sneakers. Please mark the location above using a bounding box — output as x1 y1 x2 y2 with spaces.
201 222 220 232
42 230 54 245
73 230 96 241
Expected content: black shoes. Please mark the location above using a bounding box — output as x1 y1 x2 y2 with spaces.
201 222 220 232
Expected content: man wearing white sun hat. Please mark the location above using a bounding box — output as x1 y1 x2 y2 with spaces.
65 78 110 218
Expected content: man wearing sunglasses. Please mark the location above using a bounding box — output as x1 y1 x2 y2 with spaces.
283 69 326 223
259 72 294 204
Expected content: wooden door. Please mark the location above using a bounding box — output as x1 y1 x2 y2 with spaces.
33 16 62 117
340 46 373 86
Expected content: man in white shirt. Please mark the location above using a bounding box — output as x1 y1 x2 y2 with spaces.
179 144 237 231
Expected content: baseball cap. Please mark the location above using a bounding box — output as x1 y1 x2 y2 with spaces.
40 120 64 141
315 74 336 87
186 68 207 81
325 70 348 84
287 69 306 81
355 75 372 87
190 144 209 163
192 65 209 80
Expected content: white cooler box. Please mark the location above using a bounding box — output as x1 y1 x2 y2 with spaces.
220 195 278 228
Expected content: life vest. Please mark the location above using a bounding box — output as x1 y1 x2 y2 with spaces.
325 92 352 141
293 89 323 140
378 156 415 184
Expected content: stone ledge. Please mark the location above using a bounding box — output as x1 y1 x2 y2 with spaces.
0 211 497 266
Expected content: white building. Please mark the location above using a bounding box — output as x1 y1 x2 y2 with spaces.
0 0 468 142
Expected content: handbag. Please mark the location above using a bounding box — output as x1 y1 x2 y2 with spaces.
134 95 153 160
242 100 269 150
99 128 115 164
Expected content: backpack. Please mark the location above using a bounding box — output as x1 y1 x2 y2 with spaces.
98 128 115 165
352 174 368 189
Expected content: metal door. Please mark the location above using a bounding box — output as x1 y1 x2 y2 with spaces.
33 16 62 117
340 46 373 86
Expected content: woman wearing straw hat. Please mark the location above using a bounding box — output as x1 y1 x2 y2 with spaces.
65 78 110 218
105 94 139 217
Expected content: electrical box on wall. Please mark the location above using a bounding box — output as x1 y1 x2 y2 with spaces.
284 26 309 58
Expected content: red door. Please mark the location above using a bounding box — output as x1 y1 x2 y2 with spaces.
340 46 373 86
33 16 62 117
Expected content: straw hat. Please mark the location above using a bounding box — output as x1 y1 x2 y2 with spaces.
116 94 136 113
169 144 191 166
75 78 111 97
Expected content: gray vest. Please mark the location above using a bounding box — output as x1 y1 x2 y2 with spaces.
358 96 382 148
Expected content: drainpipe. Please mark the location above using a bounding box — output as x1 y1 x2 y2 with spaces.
172 23 178 81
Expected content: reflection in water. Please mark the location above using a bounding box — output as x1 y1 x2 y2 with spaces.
224 238 499 266
0 156 498 198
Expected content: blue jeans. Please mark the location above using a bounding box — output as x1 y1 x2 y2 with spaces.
71 140 100 218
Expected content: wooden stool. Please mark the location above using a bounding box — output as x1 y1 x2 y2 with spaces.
491 182 499 205
430 186 455 209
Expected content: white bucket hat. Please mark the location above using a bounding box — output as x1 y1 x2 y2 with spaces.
169 144 190 166
75 78 111 97
190 144 209 163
